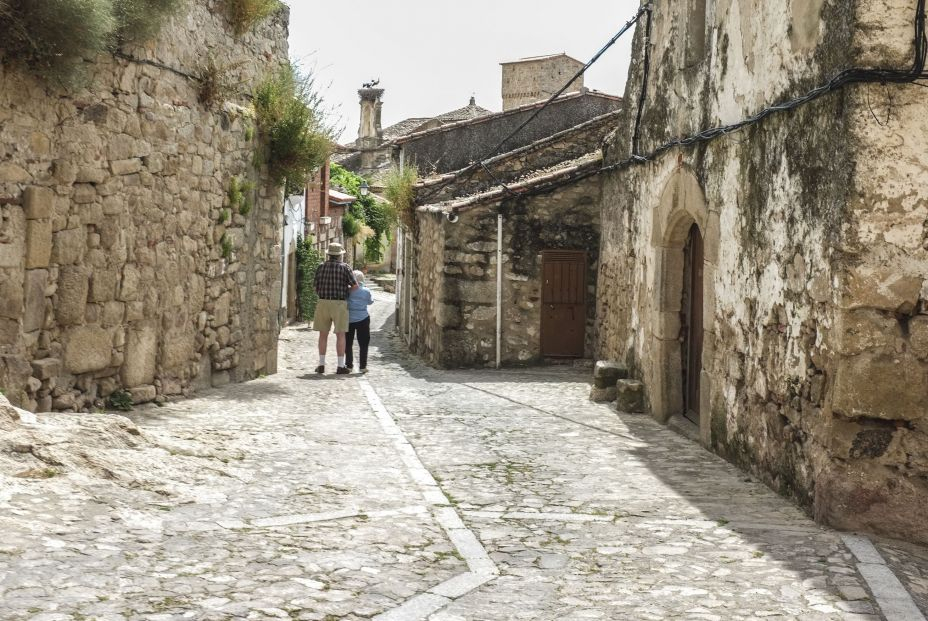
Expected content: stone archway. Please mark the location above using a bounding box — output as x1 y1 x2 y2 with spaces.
649 168 718 443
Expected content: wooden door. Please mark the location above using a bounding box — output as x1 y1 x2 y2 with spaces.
541 251 587 357
683 224 704 423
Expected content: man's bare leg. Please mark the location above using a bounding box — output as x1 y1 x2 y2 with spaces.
336 332 347 357
318 330 329 356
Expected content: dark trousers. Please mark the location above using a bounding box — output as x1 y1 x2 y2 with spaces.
346 316 371 369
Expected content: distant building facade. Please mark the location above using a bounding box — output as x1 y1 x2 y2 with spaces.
501 53 584 111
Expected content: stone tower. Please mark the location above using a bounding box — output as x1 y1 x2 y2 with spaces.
357 87 384 148
500 53 584 111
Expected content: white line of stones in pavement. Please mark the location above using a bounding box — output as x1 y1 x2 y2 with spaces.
840 534 926 621
358 378 500 621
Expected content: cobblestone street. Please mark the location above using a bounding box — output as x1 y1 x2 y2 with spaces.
2 290 927 621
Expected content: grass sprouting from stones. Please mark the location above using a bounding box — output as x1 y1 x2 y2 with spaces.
223 0 281 36
106 389 134 411
0 0 183 86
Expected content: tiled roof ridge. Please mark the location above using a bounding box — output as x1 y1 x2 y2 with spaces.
416 109 622 189
419 152 603 212
393 90 621 145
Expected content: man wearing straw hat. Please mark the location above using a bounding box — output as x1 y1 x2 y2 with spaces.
313 242 357 375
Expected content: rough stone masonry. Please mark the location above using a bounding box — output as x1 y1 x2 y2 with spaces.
0 1 289 411
595 0 928 543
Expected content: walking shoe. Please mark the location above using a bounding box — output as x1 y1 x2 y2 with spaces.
315 365 325 374
360 367 368 374
335 366 351 375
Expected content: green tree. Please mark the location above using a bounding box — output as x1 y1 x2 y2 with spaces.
330 163 397 264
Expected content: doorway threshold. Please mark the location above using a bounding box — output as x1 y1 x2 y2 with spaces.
667 413 701 444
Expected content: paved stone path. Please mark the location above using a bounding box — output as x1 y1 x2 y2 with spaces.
1 289 926 621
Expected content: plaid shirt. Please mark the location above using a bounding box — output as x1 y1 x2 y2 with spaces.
314 256 356 300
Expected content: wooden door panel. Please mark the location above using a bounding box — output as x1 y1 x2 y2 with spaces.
541 251 586 357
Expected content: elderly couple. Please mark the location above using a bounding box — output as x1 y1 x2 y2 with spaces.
312 242 373 375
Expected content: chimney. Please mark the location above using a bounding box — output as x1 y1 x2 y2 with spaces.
357 87 384 148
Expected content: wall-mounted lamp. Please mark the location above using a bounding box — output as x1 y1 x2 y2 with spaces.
359 180 370 197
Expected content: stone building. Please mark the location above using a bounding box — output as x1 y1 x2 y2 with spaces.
339 89 493 181
595 0 928 543
501 53 584 111
0 2 289 411
397 109 621 367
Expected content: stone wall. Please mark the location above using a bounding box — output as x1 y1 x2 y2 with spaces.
395 92 621 176
412 170 601 367
595 0 928 543
0 1 289 411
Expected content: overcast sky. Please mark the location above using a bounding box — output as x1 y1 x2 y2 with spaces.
283 1 642 143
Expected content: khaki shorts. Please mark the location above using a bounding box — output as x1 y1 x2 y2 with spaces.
313 299 349 333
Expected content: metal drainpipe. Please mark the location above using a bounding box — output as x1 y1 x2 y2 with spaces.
278 195 289 332
496 213 503 369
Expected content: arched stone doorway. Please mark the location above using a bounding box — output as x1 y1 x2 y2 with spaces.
650 168 718 443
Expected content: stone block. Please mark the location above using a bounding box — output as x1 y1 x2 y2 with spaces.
130 384 157 404
22 269 47 332
64 326 111 374
110 158 142 176
23 187 54 220
832 353 928 420
615 379 646 413
593 360 629 389
0 161 31 183
90 267 118 303
56 266 90 326
213 292 231 327
123 324 157 387
161 334 193 372
72 183 96 204
0 268 23 320
590 386 617 403
76 167 107 184
834 310 900 356
118 264 140 301
101 301 125 327
212 370 230 387
911 316 928 361
0 355 32 406
841 266 922 314
31 358 61 380
51 228 86 265
24 219 52 268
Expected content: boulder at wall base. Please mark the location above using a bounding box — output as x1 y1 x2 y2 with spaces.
0 392 36 423
593 360 628 389
590 386 617 403
615 379 646 413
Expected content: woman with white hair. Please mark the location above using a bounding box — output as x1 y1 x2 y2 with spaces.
345 270 374 373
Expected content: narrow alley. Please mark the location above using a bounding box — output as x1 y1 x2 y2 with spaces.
1 290 926 621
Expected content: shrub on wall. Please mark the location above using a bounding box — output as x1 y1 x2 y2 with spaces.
114 0 183 42
223 0 280 36
253 64 332 189
0 0 183 84
0 0 117 84
385 165 419 232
